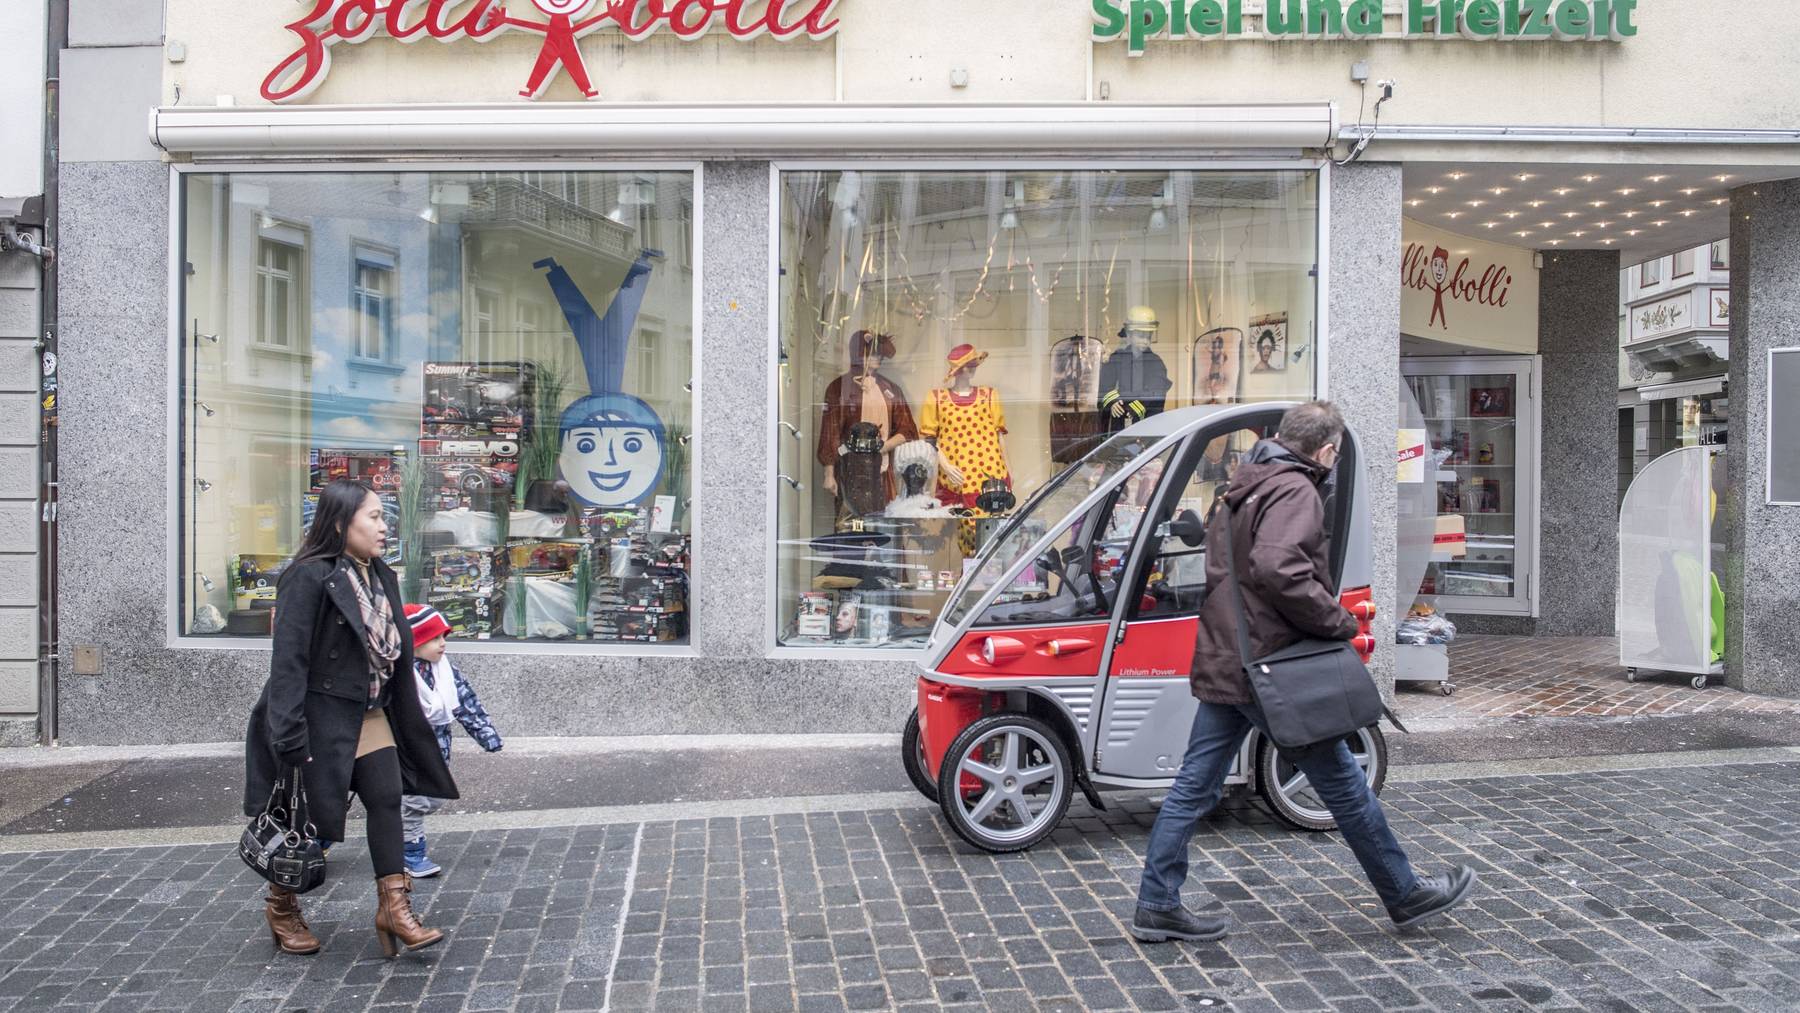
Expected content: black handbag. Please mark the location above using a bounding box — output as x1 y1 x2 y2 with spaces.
1215 497 1405 750
239 766 328 894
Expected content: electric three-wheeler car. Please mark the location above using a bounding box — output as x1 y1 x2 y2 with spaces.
902 403 1384 852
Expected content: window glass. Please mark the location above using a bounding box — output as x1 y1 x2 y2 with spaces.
179 170 696 645
775 169 1319 648
1134 424 1274 619
1671 248 1696 279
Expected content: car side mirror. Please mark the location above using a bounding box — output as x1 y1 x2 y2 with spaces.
1167 509 1206 548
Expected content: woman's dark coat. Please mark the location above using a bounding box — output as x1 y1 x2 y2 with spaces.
243 555 458 841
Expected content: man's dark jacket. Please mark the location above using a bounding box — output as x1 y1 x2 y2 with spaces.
1189 439 1358 704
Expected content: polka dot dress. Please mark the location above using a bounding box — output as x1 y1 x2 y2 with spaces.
920 387 1011 513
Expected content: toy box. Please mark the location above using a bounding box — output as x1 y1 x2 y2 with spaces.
427 545 506 594
419 437 521 511
795 592 834 638
302 491 403 566
427 590 500 639
592 609 685 643
309 447 406 493
422 362 534 438
233 554 290 610
507 538 591 577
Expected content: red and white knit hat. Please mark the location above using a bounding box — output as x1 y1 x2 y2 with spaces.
404 603 452 648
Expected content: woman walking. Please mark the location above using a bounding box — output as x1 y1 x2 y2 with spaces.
243 479 459 957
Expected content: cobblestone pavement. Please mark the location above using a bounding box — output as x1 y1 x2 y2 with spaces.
1400 635 1800 722
3 761 1800 1012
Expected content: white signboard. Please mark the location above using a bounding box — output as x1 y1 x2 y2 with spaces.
1401 219 1540 354
1629 292 1693 343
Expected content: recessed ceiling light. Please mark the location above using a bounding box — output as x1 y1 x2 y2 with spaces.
1528 200 1546 208
1562 212 1581 219
1517 230 1533 237
1711 198 1728 205
1596 221 1611 228
1516 173 1537 182
1715 174 1733 182
1572 231 1587 237
1490 187 1509 195
1601 238 1615 245
1617 188 1637 196
1554 188 1574 196
1681 210 1697 217
1622 211 1640 218
1408 199 1424 207
1467 200 1486 207
1646 175 1667 183
1652 220 1669 227
1548 240 1563 246
1541 221 1556 228
1448 171 1468 181
1650 200 1669 208
1681 188 1699 195
1627 230 1642 236
1427 186 1444 195
1483 222 1498 229
1445 211 1464 219
1580 174 1600 183
1503 211 1521 218
1589 201 1609 208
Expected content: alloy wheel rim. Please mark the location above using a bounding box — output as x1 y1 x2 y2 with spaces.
952 725 1063 844
1272 730 1376 823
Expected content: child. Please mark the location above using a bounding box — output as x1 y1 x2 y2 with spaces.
400 603 503 878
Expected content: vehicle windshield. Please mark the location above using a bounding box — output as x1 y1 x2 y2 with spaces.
941 432 1174 628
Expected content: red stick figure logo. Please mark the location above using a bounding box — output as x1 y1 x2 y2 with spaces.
1428 245 1450 330
496 0 612 100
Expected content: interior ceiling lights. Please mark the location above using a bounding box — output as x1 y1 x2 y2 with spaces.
1402 165 1758 259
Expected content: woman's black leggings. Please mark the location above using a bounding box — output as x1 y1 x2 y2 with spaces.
350 747 405 878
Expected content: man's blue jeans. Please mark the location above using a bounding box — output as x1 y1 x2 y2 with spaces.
1137 700 1419 912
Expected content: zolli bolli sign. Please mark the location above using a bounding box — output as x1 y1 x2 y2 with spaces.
264 0 842 103
1094 0 1639 55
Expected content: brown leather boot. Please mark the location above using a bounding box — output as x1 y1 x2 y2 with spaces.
265 883 321 955
374 873 444 958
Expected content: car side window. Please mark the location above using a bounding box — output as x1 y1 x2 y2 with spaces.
974 449 1171 626
1134 426 1270 619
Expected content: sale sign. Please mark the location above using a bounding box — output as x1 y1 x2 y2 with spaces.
263 0 843 103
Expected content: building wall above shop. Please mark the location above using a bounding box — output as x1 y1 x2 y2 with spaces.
156 0 1800 137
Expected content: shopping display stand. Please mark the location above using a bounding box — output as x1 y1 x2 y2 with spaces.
1618 445 1726 690
1396 389 1456 696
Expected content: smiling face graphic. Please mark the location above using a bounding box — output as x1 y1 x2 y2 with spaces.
531 0 593 15
559 418 663 507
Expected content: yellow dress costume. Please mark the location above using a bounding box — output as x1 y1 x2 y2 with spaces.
920 386 1010 512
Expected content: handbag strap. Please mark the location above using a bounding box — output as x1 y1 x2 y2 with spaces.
1210 490 1259 671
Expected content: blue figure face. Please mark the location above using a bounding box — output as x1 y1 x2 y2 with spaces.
558 394 666 507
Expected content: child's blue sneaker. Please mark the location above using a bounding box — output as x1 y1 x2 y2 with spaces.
403 838 441 878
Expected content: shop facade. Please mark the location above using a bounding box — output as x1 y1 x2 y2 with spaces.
34 0 1800 745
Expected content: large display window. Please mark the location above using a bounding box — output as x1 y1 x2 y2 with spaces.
773 167 1320 650
178 169 697 646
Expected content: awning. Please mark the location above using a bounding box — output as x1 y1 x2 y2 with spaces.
148 102 1337 159
1638 376 1726 402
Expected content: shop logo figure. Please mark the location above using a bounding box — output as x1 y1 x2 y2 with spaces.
1428 245 1451 329
537 249 666 507
497 0 607 99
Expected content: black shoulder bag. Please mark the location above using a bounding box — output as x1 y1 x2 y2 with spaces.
1216 496 1406 750
239 766 328 893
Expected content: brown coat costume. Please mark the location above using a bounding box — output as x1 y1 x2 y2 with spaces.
1189 440 1358 705
243 556 458 842
816 371 919 504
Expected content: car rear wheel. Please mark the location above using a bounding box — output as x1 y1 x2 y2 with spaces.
901 708 938 803
1255 726 1387 832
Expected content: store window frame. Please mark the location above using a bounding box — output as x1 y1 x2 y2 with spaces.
163 160 708 656
761 158 1334 660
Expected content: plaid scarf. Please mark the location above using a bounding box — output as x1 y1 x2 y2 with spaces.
348 560 402 704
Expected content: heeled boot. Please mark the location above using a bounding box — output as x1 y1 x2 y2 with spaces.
374 873 444 958
265 883 321 955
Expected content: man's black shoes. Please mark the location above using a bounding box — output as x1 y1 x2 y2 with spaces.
1129 903 1230 943
1388 866 1479 929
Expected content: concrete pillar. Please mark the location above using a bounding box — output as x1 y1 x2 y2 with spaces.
1533 249 1621 636
1725 179 1800 697
1327 162 1401 688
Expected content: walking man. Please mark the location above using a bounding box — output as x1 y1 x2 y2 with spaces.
1131 401 1478 942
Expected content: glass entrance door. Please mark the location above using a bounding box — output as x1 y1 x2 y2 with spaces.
1402 356 1540 617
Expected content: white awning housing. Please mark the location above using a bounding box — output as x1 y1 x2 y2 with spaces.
149 102 1338 159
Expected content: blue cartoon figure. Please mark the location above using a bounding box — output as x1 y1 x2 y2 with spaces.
536 249 665 508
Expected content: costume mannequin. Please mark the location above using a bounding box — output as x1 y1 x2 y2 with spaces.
1049 334 1106 463
920 344 1011 514
1098 306 1172 436
817 330 918 523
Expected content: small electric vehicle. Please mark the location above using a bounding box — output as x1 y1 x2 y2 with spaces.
903 403 1384 853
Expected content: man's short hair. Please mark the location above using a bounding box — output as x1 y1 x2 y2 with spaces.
1278 401 1346 457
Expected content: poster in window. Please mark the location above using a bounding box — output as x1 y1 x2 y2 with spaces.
1470 386 1512 418
1247 313 1288 373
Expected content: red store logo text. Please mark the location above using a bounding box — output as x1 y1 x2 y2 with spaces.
1402 242 1513 331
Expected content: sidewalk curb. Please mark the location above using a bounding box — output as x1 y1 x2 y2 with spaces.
5 747 1797 855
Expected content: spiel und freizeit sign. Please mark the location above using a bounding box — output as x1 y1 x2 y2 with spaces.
1094 0 1639 55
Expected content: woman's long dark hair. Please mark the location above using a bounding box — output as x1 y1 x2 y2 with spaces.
284 478 377 583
